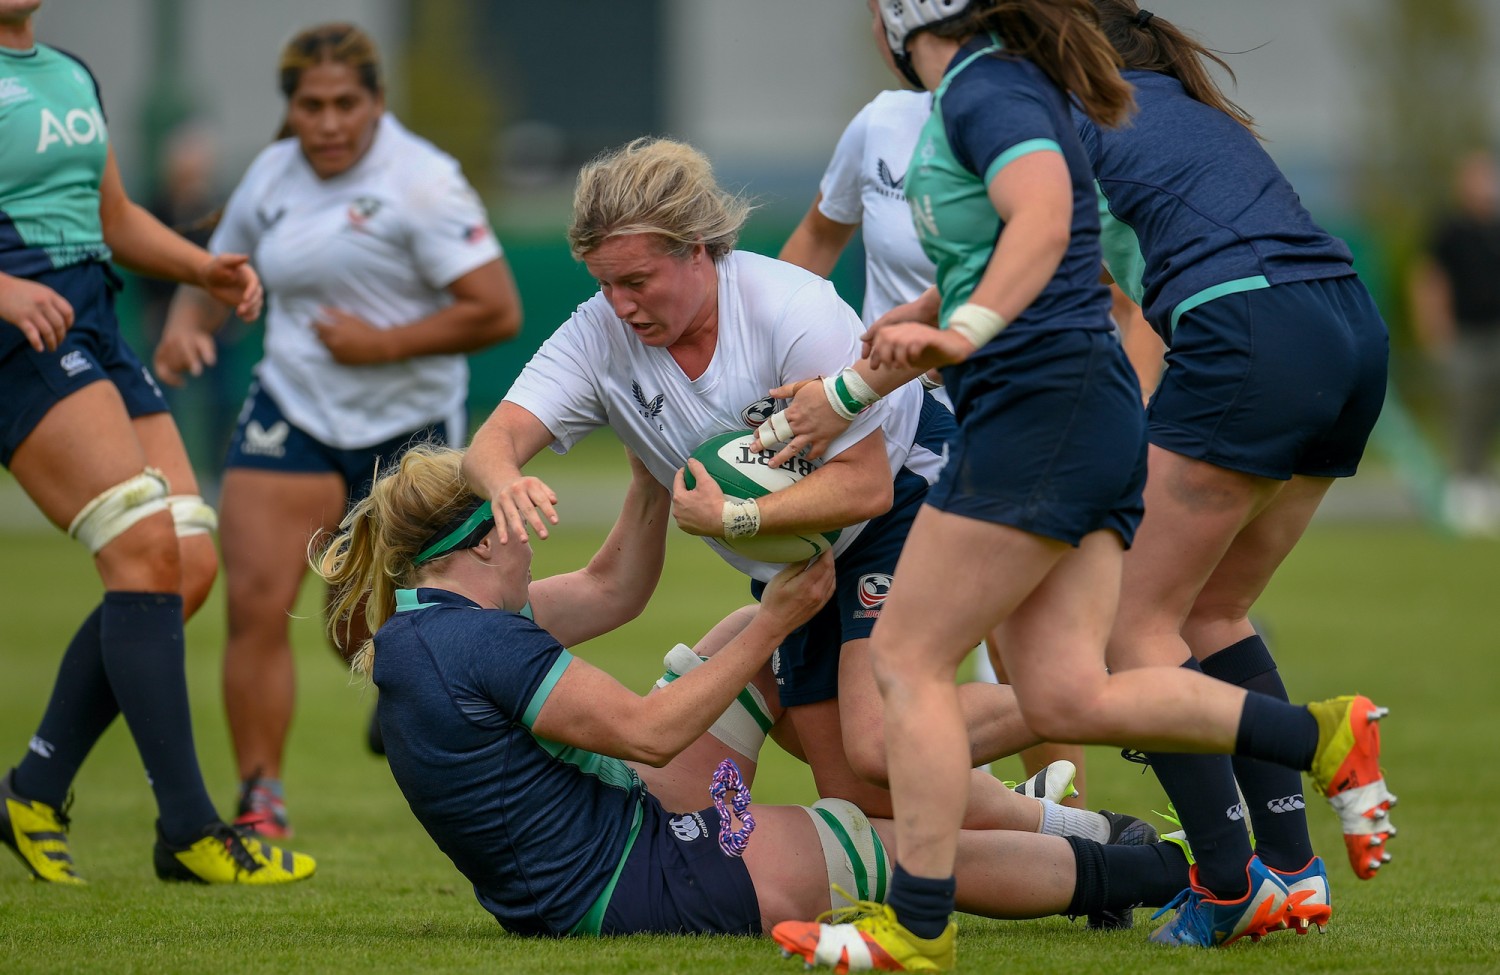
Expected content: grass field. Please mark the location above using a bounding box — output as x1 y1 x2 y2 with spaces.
2 438 1498 973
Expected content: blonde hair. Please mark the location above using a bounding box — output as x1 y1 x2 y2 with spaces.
278 22 382 99
314 445 480 677
567 137 752 260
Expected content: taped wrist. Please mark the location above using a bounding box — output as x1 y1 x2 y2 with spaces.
822 367 879 422
945 302 1007 348
722 498 761 539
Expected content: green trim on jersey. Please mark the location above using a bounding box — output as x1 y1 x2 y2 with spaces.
983 138 1060 186
1095 182 1147 306
0 43 110 273
1169 275 1272 334
394 589 441 613
521 651 573 727
567 798 645 936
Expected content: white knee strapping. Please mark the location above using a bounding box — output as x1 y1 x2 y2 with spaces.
166 494 218 537
67 469 170 554
803 798 889 903
654 643 774 759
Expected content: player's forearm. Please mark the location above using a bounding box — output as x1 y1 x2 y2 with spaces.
103 202 211 285
756 459 893 534
571 475 672 630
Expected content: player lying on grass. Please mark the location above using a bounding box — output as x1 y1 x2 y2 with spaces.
315 444 1189 936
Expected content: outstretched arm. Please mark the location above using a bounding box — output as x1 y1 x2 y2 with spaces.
463 401 564 542
529 556 834 767
97 147 262 320
528 448 672 646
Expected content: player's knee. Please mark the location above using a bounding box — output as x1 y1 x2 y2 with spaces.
177 534 219 619
1016 683 1096 743
801 798 890 903
79 470 184 591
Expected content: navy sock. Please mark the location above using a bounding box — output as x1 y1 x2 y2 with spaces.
1064 835 1191 916
1235 690 1320 772
98 592 218 843
887 862 955 940
1200 636 1315 872
13 605 119 809
1145 658 1254 897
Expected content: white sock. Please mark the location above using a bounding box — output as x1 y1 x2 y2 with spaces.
1040 799 1111 843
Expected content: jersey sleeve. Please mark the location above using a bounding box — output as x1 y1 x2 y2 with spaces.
772 277 891 458
403 160 503 289
501 306 612 452
463 615 574 730
944 68 1064 187
206 160 268 257
818 102 874 225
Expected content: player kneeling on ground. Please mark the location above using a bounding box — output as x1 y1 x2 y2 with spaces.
315 444 1190 937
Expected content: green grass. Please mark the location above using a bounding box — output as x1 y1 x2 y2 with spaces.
2 444 1498 972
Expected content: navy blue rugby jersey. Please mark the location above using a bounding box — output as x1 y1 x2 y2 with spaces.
905 38 1113 349
1074 69 1355 341
373 587 644 936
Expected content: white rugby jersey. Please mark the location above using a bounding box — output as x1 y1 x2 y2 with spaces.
818 90 936 326
505 250 930 582
210 113 502 449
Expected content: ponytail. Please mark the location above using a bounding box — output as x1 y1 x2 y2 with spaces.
935 0 1135 128
1091 0 1258 134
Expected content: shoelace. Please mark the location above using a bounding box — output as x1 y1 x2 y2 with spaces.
1151 886 1211 943
816 884 885 925
1121 748 1151 771
212 824 265 874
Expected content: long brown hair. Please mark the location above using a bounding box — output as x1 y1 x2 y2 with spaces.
933 0 1134 127
1091 1 1257 134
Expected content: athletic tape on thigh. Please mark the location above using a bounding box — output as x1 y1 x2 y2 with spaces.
166 494 218 537
67 469 170 554
654 643 774 759
802 798 889 903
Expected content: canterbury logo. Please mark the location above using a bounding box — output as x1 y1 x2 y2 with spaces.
631 381 664 420
27 735 54 758
1226 801 1246 822
668 814 704 843
1267 794 1306 814
241 420 290 458
59 351 91 377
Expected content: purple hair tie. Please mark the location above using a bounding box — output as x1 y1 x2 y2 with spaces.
710 758 755 857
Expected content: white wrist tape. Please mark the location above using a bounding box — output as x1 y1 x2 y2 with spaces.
654 644 774 759
756 410 795 451
945 302 1008 348
822 367 880 422
722 498 761 539
68 469 170 554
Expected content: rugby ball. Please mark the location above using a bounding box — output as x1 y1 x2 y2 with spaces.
684 430 841 563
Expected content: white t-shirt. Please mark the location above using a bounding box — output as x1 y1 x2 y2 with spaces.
505 250 931 582
818 90 936 326
211 113 502 449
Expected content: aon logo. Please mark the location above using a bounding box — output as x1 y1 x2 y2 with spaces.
36 106 107 152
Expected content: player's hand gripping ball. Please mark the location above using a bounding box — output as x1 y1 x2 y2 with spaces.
684 431 840 563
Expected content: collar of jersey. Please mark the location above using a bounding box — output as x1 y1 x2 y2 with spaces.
0 44 39 58
395 587 532 620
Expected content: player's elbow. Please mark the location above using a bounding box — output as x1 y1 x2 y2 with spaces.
848 477 894 522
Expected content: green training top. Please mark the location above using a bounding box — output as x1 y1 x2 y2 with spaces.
0 42 110 277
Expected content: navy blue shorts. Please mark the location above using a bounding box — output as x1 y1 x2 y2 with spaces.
225 381 460 506
599 794 760 936
1149 275 1388 479
0 262 167 467
752 467 929 708
928 327 1147 546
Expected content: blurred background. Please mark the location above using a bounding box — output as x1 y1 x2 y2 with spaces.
27 0 1500 531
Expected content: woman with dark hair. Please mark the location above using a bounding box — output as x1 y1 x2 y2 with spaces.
154 22 522 841
1071 0 1394 944
763 0 1394 965
0 0 311 884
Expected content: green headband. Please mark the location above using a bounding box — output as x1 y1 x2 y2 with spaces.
414 499 495 566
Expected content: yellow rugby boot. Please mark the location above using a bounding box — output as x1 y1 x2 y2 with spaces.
154 821 315 885
1 770 84 884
